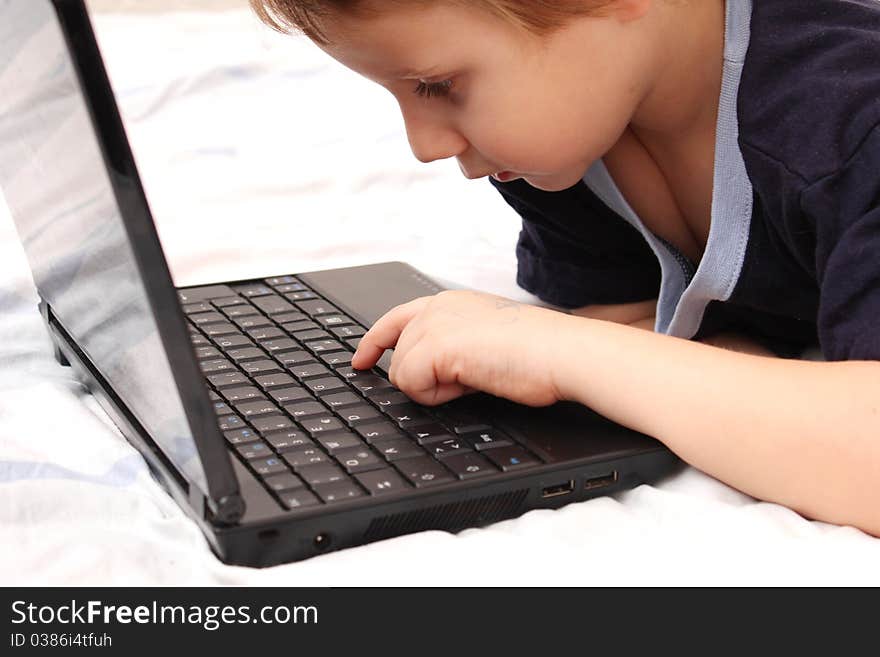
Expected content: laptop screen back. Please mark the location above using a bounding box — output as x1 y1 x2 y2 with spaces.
0 0 211 494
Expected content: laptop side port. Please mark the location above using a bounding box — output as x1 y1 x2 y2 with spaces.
541 480 576 498
584 471 618 491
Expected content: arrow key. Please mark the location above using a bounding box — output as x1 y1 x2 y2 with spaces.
355 468 411 495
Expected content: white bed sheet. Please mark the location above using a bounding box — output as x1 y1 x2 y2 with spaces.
1 9 878 585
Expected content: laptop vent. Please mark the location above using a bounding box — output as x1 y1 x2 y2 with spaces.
364 488 529 542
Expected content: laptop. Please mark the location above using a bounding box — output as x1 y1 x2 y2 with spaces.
0 0 679 566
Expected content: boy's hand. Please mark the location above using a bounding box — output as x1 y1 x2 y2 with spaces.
350 290 573 407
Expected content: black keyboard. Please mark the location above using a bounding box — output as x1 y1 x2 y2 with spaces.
181 275 544 511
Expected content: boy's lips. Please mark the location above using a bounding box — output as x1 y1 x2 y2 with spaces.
491 170 518 182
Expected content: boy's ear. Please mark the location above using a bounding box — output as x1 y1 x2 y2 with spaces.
607 0 653 23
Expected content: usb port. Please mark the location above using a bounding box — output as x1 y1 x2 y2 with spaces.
584 471 618 491
541 480 575 498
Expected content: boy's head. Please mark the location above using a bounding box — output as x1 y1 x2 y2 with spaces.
250 1 663 192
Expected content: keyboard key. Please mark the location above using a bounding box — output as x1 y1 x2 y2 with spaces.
385 406 434 429
321 391 363 410
320 351 353 368
338 404 384 427
334 446 385 474
273 312 309 324
247 326 285 342
217 415 245 431
203 322 239 338
331 325 366 339
234 283 274 298
283 401 328 419
369 390 414 409
394 457 456 488
251 415 296 434
265 275 300 287
312 480 366 503
221 304 260 319
345 338 362 350
371 438 425 462
315 431 364 454
212 296 247 308
282 447 328 469
253 373 297 390
241 360 283 376
483 445 542 472
233 399 280 418
289 363 331 381
296 462 348 486
199 358 235 374
354 421 405 444
425 437 472 459
300 416 346 436
207 372 249 389
236 441 272 460
248 456 288 476
407 422 455 445
215 334 253 350
304 339 345 355
183 302 212 314
232 315 273 330
277 350 316 367
208 390 222 402
261 338 300 355
461 430 514 451
194 346 221 360
263 472 305 493
178 285 236 304
273 282 306 294
284 290 317 302
282 320 319 334
252 295 296 316
440 452 499 480
355 468 411 495
224 428 259 445
222 386 265 403
267 386 312 405
189 311 226 325
292 329 331 342
190 334 210 348
226 347 267 363
433 406 493 435
296 299 340 317
278 489 321 510
316 314 354 328
263 430 312 452
212 401 232 416
305 377 348 396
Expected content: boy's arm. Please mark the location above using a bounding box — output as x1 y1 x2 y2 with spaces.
569 299 775 355
555 317 880 536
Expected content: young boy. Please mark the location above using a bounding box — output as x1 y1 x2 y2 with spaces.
250 0 880 536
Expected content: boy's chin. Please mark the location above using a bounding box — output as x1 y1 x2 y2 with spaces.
522 170 587 192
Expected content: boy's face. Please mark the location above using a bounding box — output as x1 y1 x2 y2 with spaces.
317 1 650 191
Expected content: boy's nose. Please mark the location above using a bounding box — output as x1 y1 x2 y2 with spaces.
404 117 468 164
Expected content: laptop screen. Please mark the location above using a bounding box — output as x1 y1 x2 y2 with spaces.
0 1 211 495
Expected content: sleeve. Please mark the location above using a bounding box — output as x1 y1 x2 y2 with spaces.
803 124 880 361
489 177 661 309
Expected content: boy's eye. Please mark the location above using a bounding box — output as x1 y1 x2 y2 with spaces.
414 79 453 99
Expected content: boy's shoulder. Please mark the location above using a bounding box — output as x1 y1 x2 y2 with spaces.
739 0 880 185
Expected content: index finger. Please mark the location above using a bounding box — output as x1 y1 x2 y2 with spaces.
351 297 431 370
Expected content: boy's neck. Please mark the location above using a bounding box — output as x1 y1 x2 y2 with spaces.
630 0 726 145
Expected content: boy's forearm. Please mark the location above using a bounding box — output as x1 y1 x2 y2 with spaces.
556 316 880 536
